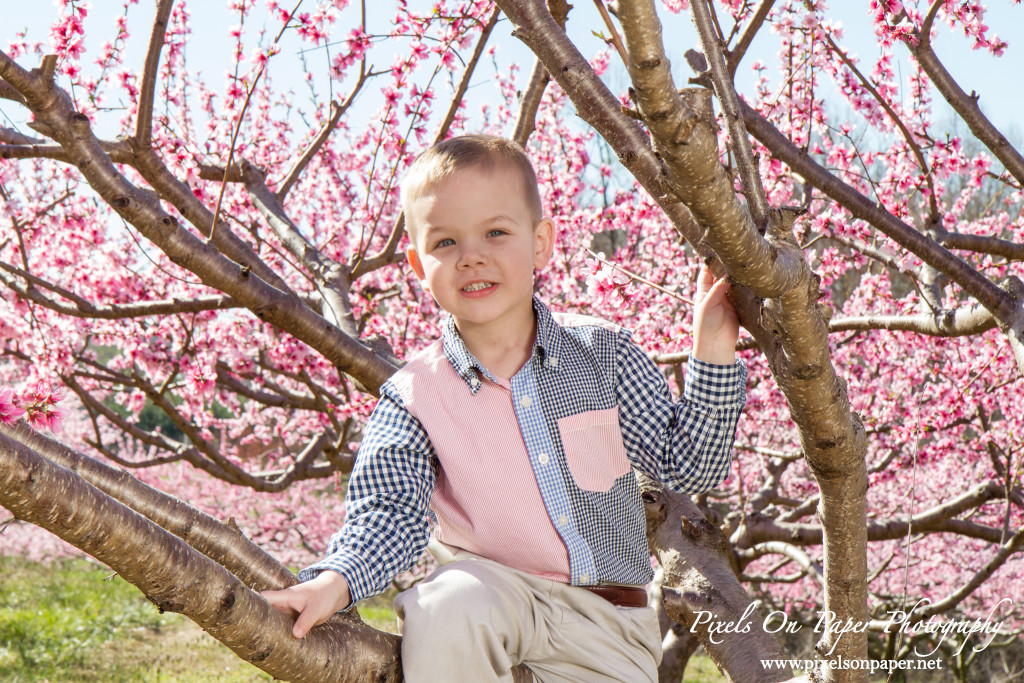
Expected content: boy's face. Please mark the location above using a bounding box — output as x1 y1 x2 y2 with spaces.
406 164 554 335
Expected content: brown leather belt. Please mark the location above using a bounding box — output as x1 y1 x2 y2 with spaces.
582 585 648 608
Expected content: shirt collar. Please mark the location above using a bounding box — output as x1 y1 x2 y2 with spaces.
441 296 562 394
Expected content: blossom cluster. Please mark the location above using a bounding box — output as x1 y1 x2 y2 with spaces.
1 0 1022 641
0 383 67 433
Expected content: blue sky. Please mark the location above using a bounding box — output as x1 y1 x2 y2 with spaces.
4 2 1021 142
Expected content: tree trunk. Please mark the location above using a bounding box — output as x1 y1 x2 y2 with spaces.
495 2 870 679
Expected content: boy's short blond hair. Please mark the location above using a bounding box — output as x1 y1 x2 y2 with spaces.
400 135 543 239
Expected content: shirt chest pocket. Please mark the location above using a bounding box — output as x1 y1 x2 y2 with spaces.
557 406 631 492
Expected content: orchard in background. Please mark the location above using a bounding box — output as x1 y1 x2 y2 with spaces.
1 1 1023 681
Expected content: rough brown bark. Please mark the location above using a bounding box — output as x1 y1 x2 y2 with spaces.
0 423 617 683
0 51 401 395
0 430 403 683
641 474 796 682
496 1 870 679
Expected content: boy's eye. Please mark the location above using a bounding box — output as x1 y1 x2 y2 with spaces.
487 229 507 238
434 238 455 249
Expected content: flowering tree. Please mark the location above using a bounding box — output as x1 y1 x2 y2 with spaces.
1 0 1023 681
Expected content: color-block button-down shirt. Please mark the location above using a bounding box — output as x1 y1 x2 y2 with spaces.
300 298 747 605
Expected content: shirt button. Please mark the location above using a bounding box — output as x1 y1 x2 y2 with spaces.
580 573 590 583
519 395 533 408
557 514 568 527
538 453 550 465
549 357 558 368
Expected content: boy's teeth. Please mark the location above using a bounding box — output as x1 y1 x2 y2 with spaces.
463 282 493 292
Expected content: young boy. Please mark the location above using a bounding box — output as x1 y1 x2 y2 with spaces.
263 135 746 682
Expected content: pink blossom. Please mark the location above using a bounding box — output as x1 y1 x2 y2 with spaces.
0 388 25 425
584 257 633 307
186 366 216 398
13 383 66 434
661 0 690 14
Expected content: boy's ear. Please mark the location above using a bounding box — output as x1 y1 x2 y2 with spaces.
407 247 428 287
533 217 556 270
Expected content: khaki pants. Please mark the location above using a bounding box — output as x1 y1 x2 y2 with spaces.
395 541 662 682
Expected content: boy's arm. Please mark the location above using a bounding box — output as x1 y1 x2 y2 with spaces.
264 387 436 636
616 338 747 493
616 268 746 493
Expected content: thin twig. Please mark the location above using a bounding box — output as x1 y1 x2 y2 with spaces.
210 0 303 243
351 6 502 278
692 0 769 226
134 0 176 147
586 249 693 305
592 0 629 67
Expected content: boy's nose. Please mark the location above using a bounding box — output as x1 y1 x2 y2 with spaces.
456 244 488 269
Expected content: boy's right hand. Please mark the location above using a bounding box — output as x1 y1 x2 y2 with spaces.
262 570 351 639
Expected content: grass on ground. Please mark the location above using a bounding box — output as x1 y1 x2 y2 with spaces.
0 555 724 681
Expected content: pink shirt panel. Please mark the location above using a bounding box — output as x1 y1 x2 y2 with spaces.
389 341 571 582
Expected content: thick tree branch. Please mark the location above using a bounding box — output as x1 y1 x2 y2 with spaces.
0 261 247 318
0 127 44 145
75 369 340 491
1 139 133 163
617 3 870 674
900 9 1024 188
739 99 1016 323
135 0 175 147
691 0 769 227
828 306 996 337
739 541 824 585
197 162 246 182
512 0 569 146
0 51 400 394
241 161 361 338
940 231 1024 261
0 430 402 683
640 475 796 682
214 364 321 411
0 78 27 105
617 0 802 298
512 61 551 147
494 0 707 251
733 480 1023 548
128 368 330 492
66 375 239 482
130 150 295 295
0 420 295 591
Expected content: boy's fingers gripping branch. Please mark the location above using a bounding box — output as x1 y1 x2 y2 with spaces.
695 264 717 303
692 266 740 366
261 570 351 639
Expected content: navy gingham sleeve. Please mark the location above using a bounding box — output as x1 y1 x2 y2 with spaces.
298 384 436 605
614 329 747 493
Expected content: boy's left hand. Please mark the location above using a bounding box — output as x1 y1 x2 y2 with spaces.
692 266 740 365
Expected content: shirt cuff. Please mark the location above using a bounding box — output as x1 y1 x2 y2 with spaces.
683 357 747 406
299 552 376 609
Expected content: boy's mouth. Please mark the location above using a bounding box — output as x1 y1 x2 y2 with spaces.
462 281 495 292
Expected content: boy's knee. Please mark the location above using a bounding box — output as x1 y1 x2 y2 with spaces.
396 560 510 631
